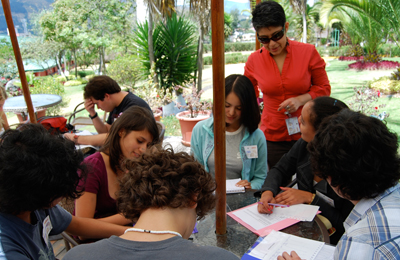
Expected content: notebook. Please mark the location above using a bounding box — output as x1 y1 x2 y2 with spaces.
241 230 325 260
226 178 245 194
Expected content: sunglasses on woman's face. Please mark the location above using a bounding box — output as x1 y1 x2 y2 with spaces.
257 28 285 44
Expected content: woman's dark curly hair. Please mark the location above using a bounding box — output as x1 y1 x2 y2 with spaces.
100 106 159 174
117 148 216 222
0 124 87 215
252 1 286 31
308 109 400 201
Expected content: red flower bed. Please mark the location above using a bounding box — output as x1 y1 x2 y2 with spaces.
348 60 400 70
339 56 364 61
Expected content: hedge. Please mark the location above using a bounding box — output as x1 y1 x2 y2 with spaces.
203 42 255 53
204 53 250 65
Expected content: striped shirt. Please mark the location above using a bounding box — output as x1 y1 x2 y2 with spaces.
335 184 400 259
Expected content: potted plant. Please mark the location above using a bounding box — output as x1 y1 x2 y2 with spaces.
134 67 172 121
175 84 212 147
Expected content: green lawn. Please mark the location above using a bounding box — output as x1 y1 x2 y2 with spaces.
326 58 400 136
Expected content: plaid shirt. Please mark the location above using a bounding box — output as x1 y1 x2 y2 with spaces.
335 183 400 259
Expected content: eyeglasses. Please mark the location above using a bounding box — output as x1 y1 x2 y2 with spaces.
257 28 285 44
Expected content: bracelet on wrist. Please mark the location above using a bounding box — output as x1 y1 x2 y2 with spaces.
89 112 98 120
309 193 316 204
73 135 79 144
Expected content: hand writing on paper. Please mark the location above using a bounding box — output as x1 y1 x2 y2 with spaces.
235 180 251 189
258 190 276 214
277 251 301 260
275 187 313 205
277 97 302 113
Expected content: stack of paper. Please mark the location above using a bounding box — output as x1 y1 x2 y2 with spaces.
242 230 327 260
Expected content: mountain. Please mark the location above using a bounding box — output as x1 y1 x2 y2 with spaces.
0 0 250 36
0 0 54 35
225 0 250 15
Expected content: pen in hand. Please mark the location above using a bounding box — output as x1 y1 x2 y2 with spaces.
257 202 290 208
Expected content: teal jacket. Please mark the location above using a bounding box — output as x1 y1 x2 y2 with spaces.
191 117 268 190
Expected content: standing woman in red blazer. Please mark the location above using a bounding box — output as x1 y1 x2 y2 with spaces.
244 1 330 183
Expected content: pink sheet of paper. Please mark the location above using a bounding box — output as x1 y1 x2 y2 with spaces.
227 203 301 237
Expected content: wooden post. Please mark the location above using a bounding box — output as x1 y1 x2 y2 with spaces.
255 0 261 51
211 0 226 235
2 0 37 123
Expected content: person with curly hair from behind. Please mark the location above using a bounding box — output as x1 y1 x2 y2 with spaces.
64 148 239 260
0 124 128 260
277 109 400 260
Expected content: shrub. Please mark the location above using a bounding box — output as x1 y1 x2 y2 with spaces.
107 55 141 89
348 86 388 120
77 70 95 78
320 38 327 45
55 76 67 83
326 46 349 57
348 60 400 70
204 42 255 53
378 44 400 57
316 46 326 56
339 56 364 61
368 76 400 94
64 79 86 87
30 76 69 115
203 53 250 65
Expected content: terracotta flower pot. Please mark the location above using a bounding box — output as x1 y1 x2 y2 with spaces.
16 108 47 123
176 110 211 147
153 108 162 122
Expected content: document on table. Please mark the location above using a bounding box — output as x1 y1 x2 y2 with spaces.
242 230 324 260
226 178 245 194
227 203 319 236
74 130 99 150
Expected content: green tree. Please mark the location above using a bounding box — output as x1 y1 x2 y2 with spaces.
230 8 240 31
40 0 85 78
289 0 308 42
133 14 198 95
224 12 233 39
320 0 400 47
320 0 388 58
0 38 17 81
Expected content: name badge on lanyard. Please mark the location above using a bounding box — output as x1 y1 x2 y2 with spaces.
284 112 300 135
42 216 53 248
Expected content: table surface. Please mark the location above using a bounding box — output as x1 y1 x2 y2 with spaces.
193 190 329 257
3 94 62 113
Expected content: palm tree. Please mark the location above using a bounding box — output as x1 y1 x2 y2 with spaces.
142 0 176 84
320 0 388 58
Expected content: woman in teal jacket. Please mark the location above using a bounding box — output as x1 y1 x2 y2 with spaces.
191 74 268 190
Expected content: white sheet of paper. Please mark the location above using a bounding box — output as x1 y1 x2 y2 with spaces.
232 204 288 230
315 244 335 260
249 230 324 260
272 204 320 222
74 130 98 150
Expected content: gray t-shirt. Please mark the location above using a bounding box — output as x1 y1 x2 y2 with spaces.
207 125 245 179
63 235 239 260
